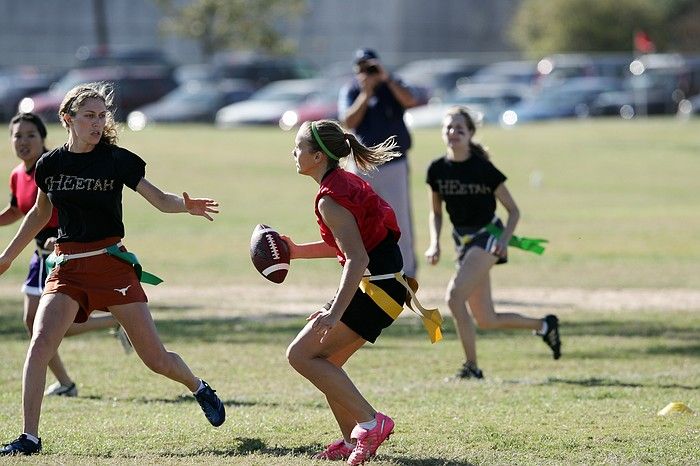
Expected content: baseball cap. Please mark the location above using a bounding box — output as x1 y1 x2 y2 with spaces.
354 48 379 64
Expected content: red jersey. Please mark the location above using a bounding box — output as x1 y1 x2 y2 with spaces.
315 168 400 265
10 162 59 234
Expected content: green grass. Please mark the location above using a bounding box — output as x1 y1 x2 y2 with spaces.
0 299 698 464
1 118 699 289
0 118 699 464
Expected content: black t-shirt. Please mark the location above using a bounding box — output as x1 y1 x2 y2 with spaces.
35 143 146 243
426 155 507 228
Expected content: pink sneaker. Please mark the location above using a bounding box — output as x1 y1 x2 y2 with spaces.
347 412 394 465
313 439 354 460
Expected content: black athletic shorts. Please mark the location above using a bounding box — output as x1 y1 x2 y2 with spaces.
328 234 406 343
452 218 508 265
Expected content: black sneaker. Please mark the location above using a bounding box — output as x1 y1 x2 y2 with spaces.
541 314 561 359
456 361 484 379
193 380 225 427
0 434 41 456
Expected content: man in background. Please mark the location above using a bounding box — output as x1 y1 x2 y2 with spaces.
338 48 419 278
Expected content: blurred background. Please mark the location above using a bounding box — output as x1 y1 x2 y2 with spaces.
1 0 699 130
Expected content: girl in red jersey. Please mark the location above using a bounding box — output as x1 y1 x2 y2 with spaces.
424 107 561 380
2 113 125 398
284 120 402 465
0 83 224 457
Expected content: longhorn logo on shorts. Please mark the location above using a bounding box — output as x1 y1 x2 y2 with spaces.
114 285 131 296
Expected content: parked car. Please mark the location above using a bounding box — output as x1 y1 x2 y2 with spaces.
677 93 700 117
589 54 690 118
395 58 486 100
74 45 173 70
0 68 59 120
20 65 177 122
278 79 344 130
501 77 623 125
127 79 255 129
535 53 632 87
211 53 317 89
404 82 529 128
215 78 324 127
468 60 539 87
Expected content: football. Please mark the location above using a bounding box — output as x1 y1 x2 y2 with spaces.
250 224 290 283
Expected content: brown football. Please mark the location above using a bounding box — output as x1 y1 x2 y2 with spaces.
250 224 290 283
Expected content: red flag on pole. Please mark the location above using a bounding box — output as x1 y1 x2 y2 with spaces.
634 30 655 54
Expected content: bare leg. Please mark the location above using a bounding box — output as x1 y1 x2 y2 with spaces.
24 294 73 386
326 339 366 441
22 293 80 436
108 302 199 392
287 321 375 424
468 274 542 331
445 248 498 364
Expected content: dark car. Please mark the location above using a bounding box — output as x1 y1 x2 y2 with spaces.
0 68 59 120
501 77 623 125
21 65 177 122
589 54 690 118
74 45 173 70
469 60 539 87
127 79 255 128
395 58 486 100
211 53 317 89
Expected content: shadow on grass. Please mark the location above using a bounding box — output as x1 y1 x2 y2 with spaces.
78 393 274 408
543 376 700 390
176 437 475 465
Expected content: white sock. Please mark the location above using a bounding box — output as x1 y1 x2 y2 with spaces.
193 379 205 394
22 433 39 444
537 320 548 336
358 417 377 431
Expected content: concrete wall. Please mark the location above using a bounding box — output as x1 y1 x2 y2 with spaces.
0 0 522 70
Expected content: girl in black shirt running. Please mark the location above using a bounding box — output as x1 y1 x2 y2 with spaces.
0 82 225 456
424 107 561 380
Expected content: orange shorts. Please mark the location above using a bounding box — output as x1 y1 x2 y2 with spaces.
43 237 148 323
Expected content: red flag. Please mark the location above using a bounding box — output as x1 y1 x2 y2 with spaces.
634 30 655 54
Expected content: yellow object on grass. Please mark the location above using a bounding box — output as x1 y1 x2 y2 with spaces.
657 402 694 416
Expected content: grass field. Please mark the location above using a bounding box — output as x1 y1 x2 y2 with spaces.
0 118 699 464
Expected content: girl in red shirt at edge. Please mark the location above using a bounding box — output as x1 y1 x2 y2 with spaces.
1 113 125 399
284 120 403 465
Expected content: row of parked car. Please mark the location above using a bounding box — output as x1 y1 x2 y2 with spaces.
2 49 699 133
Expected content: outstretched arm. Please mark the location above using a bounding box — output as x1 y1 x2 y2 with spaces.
136 178 219 221
0 190 52 274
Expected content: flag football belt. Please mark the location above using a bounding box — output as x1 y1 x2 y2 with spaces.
45 242 163 285
359 272 443 344
456 217 548 255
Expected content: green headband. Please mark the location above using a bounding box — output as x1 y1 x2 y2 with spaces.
310 122 339 161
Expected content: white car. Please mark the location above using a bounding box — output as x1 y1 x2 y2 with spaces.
404 83 530 128
215 78 324 127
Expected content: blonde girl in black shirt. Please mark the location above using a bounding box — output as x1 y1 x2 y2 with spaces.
0 82 224 456
425 106 560 379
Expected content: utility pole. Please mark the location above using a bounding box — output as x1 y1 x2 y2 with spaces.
94 0 109 54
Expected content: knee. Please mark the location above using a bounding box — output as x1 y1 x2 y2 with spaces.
445 287 466 310
286 343 302 370
286 342 312 373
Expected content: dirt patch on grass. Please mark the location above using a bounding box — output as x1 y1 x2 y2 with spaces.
1 283 697 320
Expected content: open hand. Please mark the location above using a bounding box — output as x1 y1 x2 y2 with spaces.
183 192 219 221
